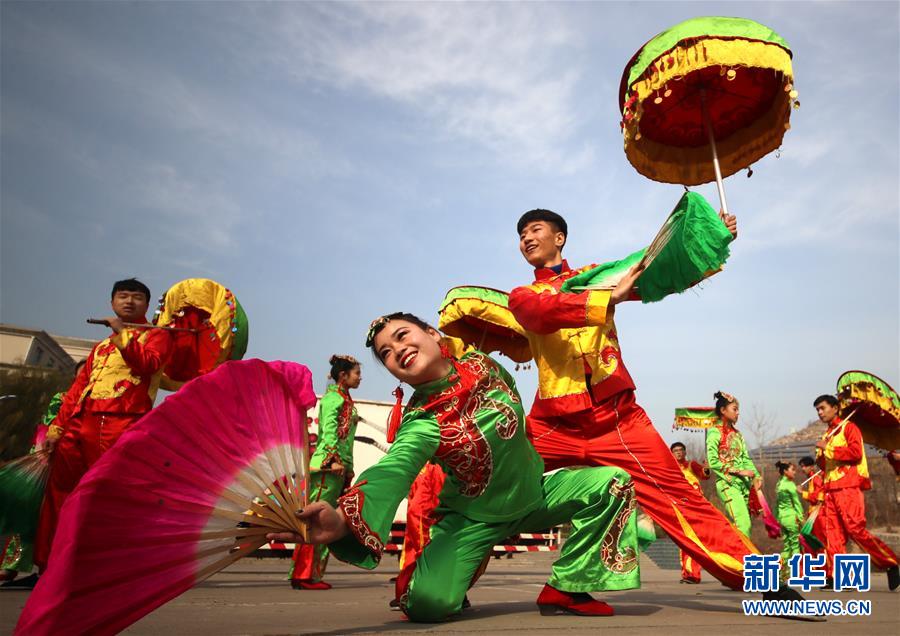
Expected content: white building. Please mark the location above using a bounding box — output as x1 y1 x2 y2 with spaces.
0 323 96 373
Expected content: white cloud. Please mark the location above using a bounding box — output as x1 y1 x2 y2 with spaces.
247 2 591 172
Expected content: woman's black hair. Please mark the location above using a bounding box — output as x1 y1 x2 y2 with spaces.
798 455 816 467
329 355 359 382
714 390 738 417
365 312 434 365
775 460 793 475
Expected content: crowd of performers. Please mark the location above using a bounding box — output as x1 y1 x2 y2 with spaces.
4 208 899 625
667 391 899 589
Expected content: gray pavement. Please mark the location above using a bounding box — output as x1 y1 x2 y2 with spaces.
2 552 898 635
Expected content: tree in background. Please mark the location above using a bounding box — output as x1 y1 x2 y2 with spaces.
744 403 776 460
0 367 73 460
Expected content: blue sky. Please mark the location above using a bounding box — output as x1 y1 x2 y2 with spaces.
2 1 897 448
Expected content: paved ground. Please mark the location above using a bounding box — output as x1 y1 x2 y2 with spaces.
2 552 897 635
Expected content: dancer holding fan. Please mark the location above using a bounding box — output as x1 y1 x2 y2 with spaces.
0 359 86 589
271 313 641 621
289 355 361 590
34 278 172 570
506 206 768 594
15 359 317 635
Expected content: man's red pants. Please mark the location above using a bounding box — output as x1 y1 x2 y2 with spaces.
528 391 756 590
822 487 898 575
35 412 139 569
680 550 702 582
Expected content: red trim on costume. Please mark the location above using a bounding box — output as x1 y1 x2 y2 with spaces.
336 386 354 440
337 483 384 562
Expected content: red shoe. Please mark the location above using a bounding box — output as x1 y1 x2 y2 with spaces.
536 584 614 616
291 579 332 590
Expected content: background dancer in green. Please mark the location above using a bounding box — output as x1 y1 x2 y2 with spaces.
706 391 760 538
774 460 803 581
289 355 361 590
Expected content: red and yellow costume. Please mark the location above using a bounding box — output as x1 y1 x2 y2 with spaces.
675 459 710 582
509 260 758 590
815 418 898 574
35 322 170 568
801 470 825 555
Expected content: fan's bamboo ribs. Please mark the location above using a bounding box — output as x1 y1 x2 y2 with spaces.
194 537 270 583
207 506 283 529
228 466 297 529
248 458 298 529
198 526 274 541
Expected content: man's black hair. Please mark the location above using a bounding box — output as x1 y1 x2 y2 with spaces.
517 209 568 238
813 394 839 408
798 455 816 467
670 442 686 451
111 278 151 303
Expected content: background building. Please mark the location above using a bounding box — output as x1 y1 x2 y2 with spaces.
0 323 96 373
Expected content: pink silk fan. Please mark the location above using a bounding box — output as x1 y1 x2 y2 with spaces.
16 359 316 636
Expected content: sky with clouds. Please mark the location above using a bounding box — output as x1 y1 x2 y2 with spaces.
2 1 897 448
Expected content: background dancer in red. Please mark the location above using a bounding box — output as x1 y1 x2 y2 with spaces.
507 208 801 602
798 455 826 556
669 442 710 584
813 394 899 590
35 278 171 570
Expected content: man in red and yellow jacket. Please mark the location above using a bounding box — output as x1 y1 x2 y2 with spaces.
35 278 171 569
813 394 899 589
670 442 710 583
508 208 760 592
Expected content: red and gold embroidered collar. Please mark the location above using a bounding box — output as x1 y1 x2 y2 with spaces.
533 259 571 281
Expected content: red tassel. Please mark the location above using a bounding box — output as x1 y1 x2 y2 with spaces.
386 385 404 443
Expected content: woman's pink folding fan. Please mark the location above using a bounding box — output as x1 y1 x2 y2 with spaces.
16 359 316 636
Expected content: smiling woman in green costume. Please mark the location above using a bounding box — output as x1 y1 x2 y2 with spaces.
269 312 641 621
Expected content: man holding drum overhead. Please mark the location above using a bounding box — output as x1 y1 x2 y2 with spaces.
35 278 172 570
507 207 775 594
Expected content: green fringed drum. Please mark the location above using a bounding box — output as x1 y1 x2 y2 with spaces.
562 191 732 302
836 370 900 451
